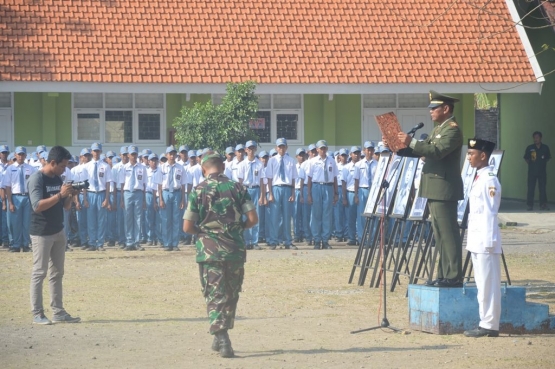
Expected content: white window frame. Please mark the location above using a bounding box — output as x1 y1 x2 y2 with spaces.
212 93 304 144
71 93 166 145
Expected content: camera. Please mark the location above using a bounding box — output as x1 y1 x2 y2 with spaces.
71 180 90 191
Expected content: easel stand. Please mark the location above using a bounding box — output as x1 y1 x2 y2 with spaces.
351 178 401 334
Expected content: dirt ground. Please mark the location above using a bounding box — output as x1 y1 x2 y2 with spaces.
1 227 555 369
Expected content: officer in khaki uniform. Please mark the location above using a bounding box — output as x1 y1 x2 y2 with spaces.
397 91 464 287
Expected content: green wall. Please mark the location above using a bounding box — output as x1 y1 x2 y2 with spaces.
303 94 361 146
498 7 555 202
14 92 71 148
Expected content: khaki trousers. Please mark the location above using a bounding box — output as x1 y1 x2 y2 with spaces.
30 229 66 316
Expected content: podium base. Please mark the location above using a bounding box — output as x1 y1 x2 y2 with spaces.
408 284 555 335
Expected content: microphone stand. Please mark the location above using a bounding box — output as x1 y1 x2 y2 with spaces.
351 157 402 334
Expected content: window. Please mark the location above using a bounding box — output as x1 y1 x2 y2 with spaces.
363 93 429 109
212 93 303 144
0 92 12 108
72 93 165 145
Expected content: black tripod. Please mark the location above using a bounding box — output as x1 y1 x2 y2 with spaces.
351 177 401 334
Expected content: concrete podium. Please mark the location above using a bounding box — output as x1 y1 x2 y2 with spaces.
408 284 555 334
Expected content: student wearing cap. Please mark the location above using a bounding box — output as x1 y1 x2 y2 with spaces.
139 149 152 243
342 146 361 245
307 140 339 249
257 150 270 244
354 141 377 244
300 144 316 245
334 149 349 242
70 148 91 247
104 151 117 246
224 144 245 182
265 138 297 249
463 138 502 338
119 145 147 251
524 131 551 211
293 148 307 244
30 145 47 170
224 146 235 172
145 153 160 246
82 143 112 251
110 146 129 247
0 145 10 247
187 150 203 189
2 146 36 252
183 153 257 358
396 90 464 287
237 140 264 250
156 145 188 251
177 145 189 166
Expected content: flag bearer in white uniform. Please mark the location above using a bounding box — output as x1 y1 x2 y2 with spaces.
463 138 502 338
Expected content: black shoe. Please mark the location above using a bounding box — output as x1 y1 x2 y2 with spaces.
211 334 220 352
346 240 357 246
313 241 322 250
107 241 116 247
172 246 180 251
8 248 20 253
268 244 277 250
258 238 266 244
307 240 313 246
184 239 192 245
464 327 499 338
322 242 332 249
436 278 463 288
81 245 89 250
22 246 31 252
294 238 301 243
215 330 234 358
147 241 154 246
154 241 158 246
290 245 298 250
253 244 263 250
424 279 441 286
97 246 105 251
135 245 145 251
119 244 127 249
246 244 252 250
65 246 73 252
140 240 147 245
284 245 290 249
85 247 97 251
124 246 136 251
164 247 174 251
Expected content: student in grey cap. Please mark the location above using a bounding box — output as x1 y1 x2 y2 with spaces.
293 148 307 245
2 146 37 252
119 145 146 251
307 140 338 249
110 146 129 247
342 146 362 245
354 141 377 243
224 146 235 172
0 144 10 247
82 143 112 251
225 144 245 181
265 138 297 249
257 150 270 244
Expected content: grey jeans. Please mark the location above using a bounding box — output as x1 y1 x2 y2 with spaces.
30 229 66 316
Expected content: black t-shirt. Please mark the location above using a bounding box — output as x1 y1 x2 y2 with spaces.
28 171 64 236
524 143 551 176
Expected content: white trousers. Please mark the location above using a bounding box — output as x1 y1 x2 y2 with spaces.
471 252 501 330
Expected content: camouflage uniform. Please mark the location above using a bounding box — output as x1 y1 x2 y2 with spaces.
184 173 254 334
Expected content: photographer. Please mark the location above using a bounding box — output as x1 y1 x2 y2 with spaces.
28 146 80 325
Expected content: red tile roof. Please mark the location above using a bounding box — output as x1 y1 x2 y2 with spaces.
0 0 539 84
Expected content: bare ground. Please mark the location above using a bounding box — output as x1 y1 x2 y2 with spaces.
1 228 554 369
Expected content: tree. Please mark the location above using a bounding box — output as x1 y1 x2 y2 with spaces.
173 81 259 153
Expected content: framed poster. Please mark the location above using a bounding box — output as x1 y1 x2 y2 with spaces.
375 155 404 215
364 152 390 215
457 159 478 225
391 157 419 219
489 149 504 176
408 159 428 220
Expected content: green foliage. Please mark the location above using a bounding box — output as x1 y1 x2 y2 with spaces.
474 93 498 110
173 81 259 153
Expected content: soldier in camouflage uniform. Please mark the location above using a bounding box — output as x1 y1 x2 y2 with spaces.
183 154 258 358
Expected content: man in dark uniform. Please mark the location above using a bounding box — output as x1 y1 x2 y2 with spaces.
183 154 258 358
524 131 551 211
397 91 464 287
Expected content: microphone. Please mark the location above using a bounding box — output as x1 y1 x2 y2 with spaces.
407 122 425 135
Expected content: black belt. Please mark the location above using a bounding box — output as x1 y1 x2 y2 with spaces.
359 187 369 189
314 182 333 186
145 190 154 194
124 190 143 193
87 190 104 193
12 193 28 196
347 190 355 193
245 185 260 189
274 184 292 187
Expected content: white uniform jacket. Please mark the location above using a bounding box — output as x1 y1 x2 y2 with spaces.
466 165 502 254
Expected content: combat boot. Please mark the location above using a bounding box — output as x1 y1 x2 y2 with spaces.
211 335 220 351
215 329 234 358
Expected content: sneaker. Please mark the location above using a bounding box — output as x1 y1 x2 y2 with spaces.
33 314 52 325
52 313 81 324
